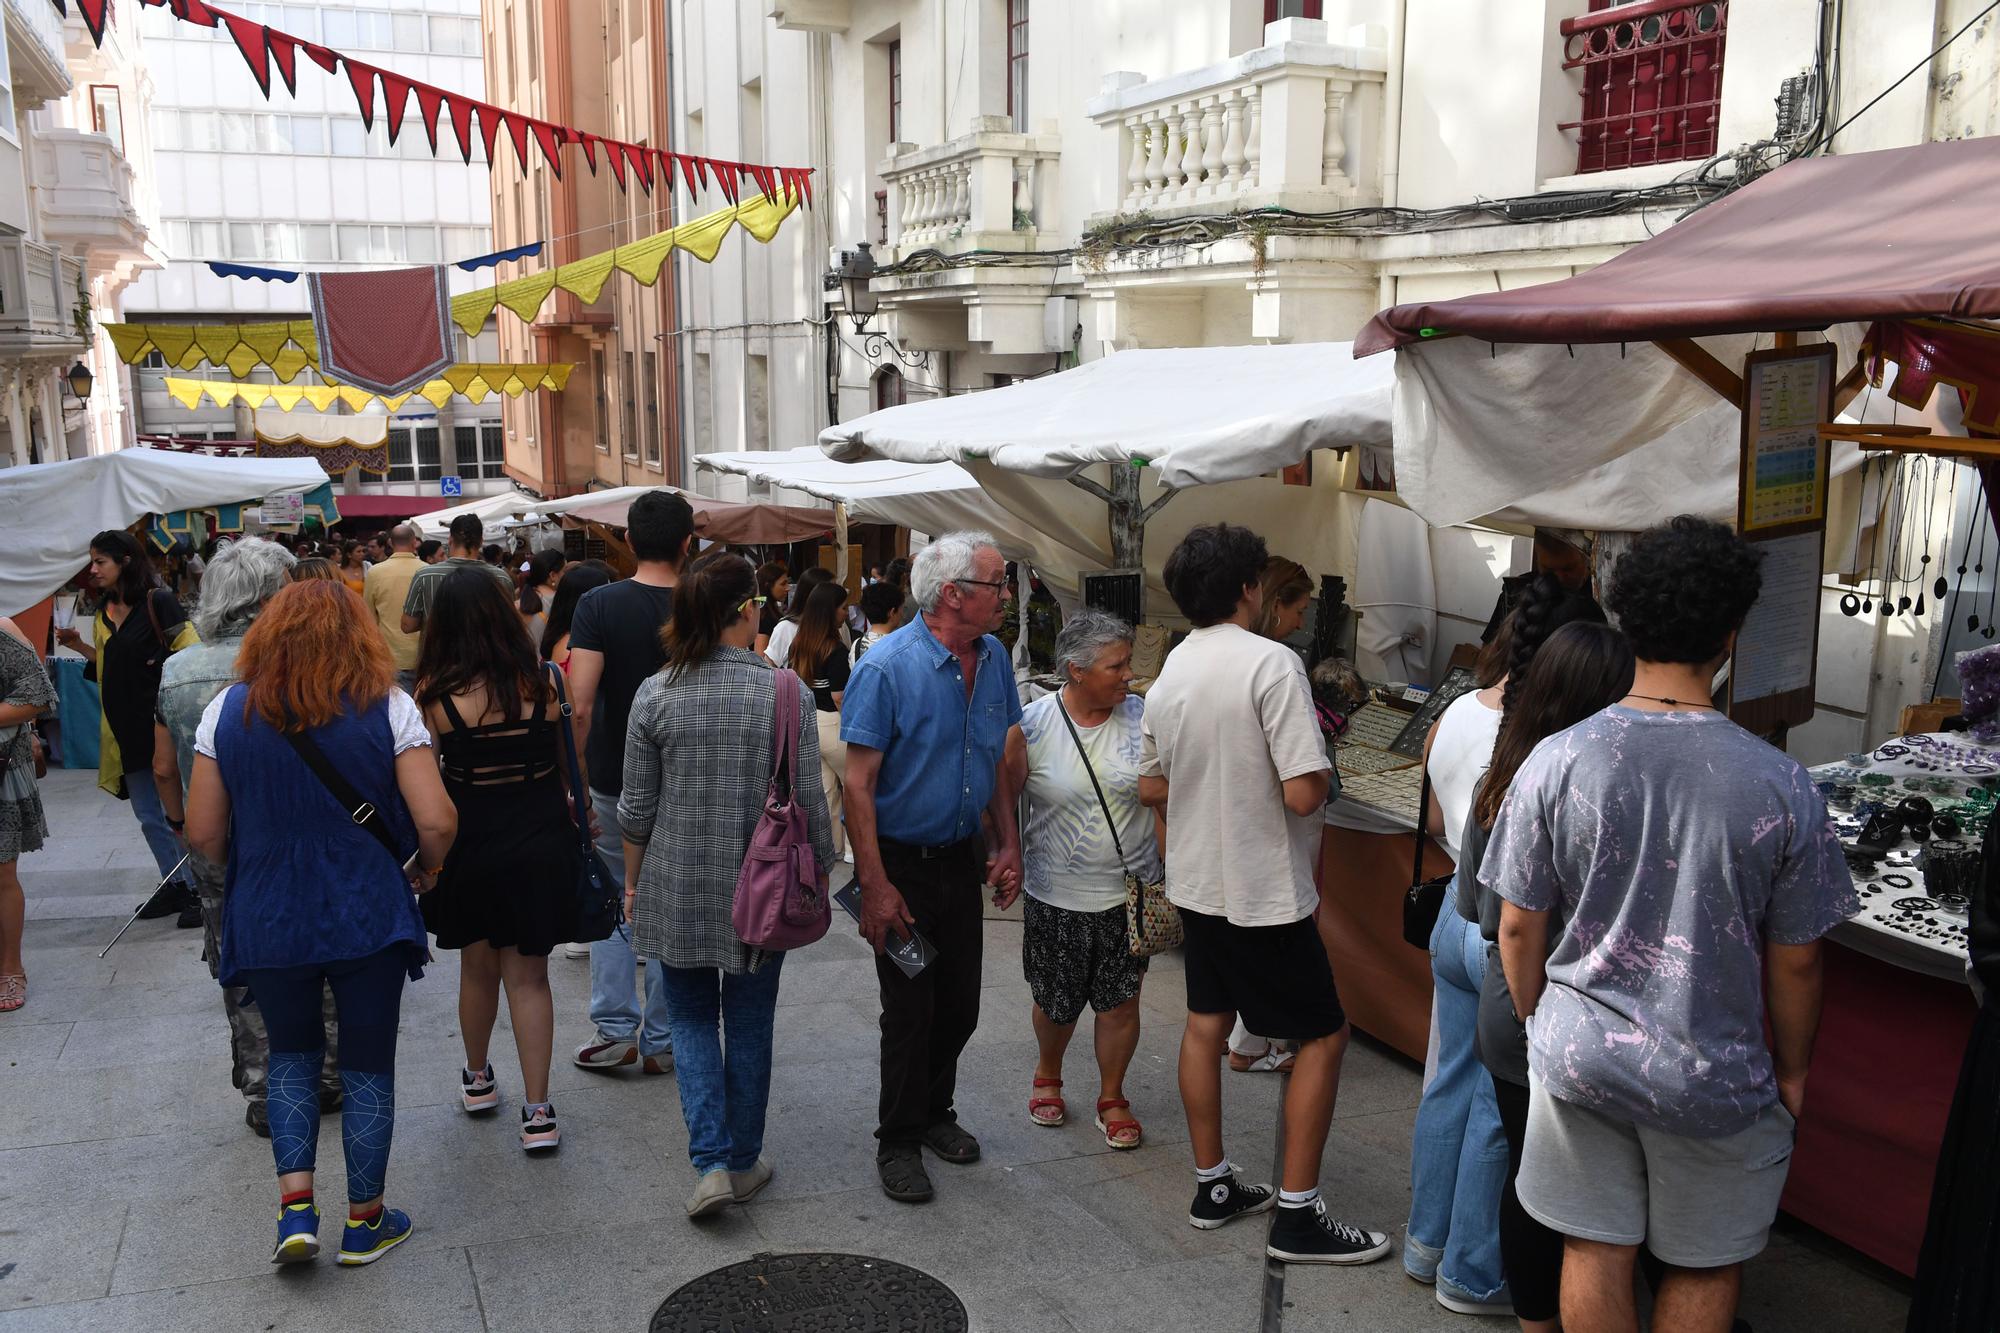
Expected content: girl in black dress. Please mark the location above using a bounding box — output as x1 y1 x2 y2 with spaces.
415 568 581 1152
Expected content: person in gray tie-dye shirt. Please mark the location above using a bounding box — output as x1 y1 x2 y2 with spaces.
1485 517 1858 1330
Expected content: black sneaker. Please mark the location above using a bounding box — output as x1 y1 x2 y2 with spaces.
136 882 190 920
1265 1199 1392 1265
1188 1173 1276 1230
245 1100 271 1138
175 899 203 929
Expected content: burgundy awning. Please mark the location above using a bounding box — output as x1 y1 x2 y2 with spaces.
328 493 453 518
1355 137 2000 356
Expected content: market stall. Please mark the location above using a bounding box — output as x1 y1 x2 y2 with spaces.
525 485 834 544
1360 134 2000 1275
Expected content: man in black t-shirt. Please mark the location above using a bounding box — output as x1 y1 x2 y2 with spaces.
565 491 694 1074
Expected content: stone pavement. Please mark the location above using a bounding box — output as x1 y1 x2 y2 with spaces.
1 769 1912 1332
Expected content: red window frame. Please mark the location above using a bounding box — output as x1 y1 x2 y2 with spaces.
1263 0 1323 20
1560 0 1727 175
888 39 901 143
1006 0 1028 132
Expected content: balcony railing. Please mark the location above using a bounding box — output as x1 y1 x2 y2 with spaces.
0 238 84 341
35 127 161 258
878 116 1059 258
1559 0 1726 175
2 0 73 103
1086 17 1385 219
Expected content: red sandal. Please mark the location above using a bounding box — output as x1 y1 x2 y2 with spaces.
1028 1077 1066 1127
1095 1098 1142 1150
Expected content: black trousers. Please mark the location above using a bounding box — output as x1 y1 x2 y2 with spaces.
874 837 985 1147
1493 1071 1564 1323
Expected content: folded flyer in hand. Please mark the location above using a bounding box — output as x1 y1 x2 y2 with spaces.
834 880 935 978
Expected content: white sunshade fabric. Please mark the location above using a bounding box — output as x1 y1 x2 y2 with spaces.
0 448 330 616
820 343 1395 484
691 446 1026 553
413 491 541 540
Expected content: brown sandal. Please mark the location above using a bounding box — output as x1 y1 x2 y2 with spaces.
1028 1077 1066 1127
0 973 24 1013
1095 1098 1141 1150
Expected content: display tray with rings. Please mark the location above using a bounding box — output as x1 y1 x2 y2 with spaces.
1815 732 1996 981
1332 744 1419 777
1334 765 1425 825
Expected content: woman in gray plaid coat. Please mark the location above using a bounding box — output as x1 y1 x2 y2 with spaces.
618 552 836 1220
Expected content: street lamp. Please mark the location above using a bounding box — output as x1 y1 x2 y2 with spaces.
828 241 926 371
65 361 93 405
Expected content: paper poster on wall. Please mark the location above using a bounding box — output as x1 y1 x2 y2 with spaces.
1731 529 1824 704
1740 346 1835 533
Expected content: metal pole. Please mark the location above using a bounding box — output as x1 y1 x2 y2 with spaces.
98 852 192 958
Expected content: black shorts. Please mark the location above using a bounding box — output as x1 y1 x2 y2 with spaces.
1179 907 1345 1041
1022 896 1146 1026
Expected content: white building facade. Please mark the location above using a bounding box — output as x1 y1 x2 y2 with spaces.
670 0 1999 763
0 0 165 467
122 0 511 505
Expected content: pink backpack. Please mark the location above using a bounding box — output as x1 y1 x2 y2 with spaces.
732 668 831 951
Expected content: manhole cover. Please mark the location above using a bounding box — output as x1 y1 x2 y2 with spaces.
650 1251 968 1333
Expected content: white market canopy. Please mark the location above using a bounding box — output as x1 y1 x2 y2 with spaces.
413 492 542 540
691 447 1023 552
0 448 330 617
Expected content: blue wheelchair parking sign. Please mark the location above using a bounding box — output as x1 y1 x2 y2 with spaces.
441 476 463 497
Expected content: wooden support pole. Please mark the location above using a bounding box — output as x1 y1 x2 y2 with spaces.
1654 338 1745 407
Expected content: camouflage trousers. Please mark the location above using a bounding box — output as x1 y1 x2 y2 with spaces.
196 869 341 1104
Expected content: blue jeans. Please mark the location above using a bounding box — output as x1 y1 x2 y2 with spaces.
1407 880 1509 1301
125 769 192 888
587 789 671 1055
660 957 785 1175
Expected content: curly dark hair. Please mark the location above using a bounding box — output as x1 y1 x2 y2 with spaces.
1497 573 1606 715
1163 523 1269 627
1605 516 1763 665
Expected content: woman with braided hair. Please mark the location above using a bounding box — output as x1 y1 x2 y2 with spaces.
1404 572 1603 1319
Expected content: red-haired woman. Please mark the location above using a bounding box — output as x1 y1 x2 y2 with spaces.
185 580 456 1269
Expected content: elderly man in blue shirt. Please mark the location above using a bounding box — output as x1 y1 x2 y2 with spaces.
843 530 1024 1204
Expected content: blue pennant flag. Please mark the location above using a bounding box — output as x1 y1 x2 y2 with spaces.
208 261 300 284
456 241 544 272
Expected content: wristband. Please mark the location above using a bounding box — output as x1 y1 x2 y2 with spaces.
165 815 185 832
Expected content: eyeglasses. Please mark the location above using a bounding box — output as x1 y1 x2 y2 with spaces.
955 577 1009 594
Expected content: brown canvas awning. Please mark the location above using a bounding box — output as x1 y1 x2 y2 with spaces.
1356 137 2000 356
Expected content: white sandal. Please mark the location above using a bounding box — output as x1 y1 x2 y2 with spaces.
1229 1046 1294 1074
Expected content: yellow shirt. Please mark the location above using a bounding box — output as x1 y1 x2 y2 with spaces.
364 552 424 670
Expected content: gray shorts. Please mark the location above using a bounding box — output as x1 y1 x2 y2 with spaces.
1518 1072 1797 1268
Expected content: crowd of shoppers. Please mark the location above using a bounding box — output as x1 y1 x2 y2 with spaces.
1 506 1886 1331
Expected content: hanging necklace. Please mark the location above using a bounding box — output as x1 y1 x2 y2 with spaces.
1862 456 1887 615
1842 456 1872 617
1915 457 1938 618
1625 693 1720 711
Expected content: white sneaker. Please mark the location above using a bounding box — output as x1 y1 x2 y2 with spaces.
562 942 590 960
686 1169 735 1218
573 1036 637 1070
730 1158 774 1202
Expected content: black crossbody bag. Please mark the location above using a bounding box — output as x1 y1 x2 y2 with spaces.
281 726 405 862
1403 766 1454 950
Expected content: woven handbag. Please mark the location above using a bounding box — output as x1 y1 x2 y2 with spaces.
1054 697 1182 959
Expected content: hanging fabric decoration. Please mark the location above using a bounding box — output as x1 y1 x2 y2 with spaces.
253 407 389 447
112 195 797 372
306 265 456 396
1861 318 2000 434
50 0 110 47
104 0 814 206
256 439 389 474
207 241 545 285
163 364 576 413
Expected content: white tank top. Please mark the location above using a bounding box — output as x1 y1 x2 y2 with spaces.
1426 690 1504 863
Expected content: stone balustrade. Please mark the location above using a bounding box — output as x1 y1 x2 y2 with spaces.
1086 17 1386 219
879 116 1060 258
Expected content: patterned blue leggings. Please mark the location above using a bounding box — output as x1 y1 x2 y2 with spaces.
242 949 407 1203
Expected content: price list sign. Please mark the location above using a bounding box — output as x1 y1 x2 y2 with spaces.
1739 345 1835 533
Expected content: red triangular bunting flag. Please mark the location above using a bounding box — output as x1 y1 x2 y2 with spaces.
381 73 414 145
577 134 599 174
301 41 340 75
678 153 700 196
717 164 741 205
345 61 378 129
75 0 110 46
475 104 505 166
415 84 447 154
448 94 477 162
800 168 815 207
175 0 219 28
751 166 776 202
624 143 653 192
696 157 712 190
222 13 272 96
531 122 563 177
605 142 628 189
501 113 532 170
267 29 299 95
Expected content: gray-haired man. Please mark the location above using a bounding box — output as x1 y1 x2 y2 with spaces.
152 538 342 1136
842 532 1024 1203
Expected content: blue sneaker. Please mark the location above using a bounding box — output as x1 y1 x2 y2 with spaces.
270 1201 320 1264
336 1207 413 1267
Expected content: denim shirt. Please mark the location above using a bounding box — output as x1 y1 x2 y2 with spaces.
156 634 246 790
840 614 1023 847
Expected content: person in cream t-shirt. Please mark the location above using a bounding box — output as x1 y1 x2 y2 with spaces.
1138 522 1390 1268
